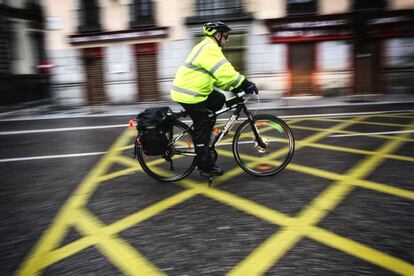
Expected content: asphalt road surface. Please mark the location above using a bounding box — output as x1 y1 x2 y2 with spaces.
1 103 413 275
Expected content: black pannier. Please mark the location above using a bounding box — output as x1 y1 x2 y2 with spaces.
136 106 173 156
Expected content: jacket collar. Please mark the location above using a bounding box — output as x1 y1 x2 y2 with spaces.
205 36 221 49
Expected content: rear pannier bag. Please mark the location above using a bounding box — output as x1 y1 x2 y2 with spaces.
136 106 173 156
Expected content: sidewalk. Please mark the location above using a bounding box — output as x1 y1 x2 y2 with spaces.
1 93 414 120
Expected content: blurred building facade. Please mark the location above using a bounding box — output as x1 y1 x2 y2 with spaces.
41 0 413 106
0 0 48 105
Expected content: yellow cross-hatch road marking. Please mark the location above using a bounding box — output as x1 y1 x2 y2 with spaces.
16 113 414 275
16 129 167 276
310 117 412 129
228 122 414 276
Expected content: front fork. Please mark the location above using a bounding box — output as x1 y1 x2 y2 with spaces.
244 107 267 149
210 105 267 149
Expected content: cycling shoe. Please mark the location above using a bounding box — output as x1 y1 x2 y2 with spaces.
199 165 224 176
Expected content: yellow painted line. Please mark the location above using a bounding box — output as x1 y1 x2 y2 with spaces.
211 117 364 187
38 189 199 270
218 147 414 201
312 117 412 128
16 219 73 275
289 162 414 200
74 209 164 276
19 114 412 275
384 114 414 119
216 125 414 201
297 181 352 223
215 118 364 187
97 166 141 182
223 188 342 275
40 234 98 269
320 112 414 119
331 129 414 138
199 187 293 226
228 228 303 276
224 117 413 274
289 117 366 143
307 227 414 275
201 149 413 275
352 178 414 200
284 118 307 124
298 129 411 224
229 123 411 275
292 125 414 142
218 117 303 146
114 144 135 152
103 188 199 235
296 140 414 163
298 139 372 155
221 121 364 274
112 155 140 168
17 129 133 275
287 162 343 181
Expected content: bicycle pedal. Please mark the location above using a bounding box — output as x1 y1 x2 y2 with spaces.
198 171 214 186
207 176 213 187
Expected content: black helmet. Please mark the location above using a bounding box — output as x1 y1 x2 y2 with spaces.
203 21 231 36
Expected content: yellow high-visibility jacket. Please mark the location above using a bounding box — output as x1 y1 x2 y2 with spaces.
171 36 245 104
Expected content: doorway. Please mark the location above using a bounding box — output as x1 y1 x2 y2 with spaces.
135 43 160 102
83 47 106 105
289 42 315 95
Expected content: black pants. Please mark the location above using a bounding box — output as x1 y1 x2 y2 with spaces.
180 90 225 170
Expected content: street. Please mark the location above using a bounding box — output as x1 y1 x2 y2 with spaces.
1 103 413 275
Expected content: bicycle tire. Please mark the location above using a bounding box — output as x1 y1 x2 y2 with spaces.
136 120 196 182
233 114 295 176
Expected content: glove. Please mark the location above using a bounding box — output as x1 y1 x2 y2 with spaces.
239 79 259 95
231 87 243 94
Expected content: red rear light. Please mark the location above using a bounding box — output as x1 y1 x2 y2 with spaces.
129 119 136 129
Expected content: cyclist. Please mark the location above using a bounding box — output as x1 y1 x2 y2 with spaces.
170 21 258 176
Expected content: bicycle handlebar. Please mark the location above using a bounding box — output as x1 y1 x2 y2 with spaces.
172 90 250 120
236 91 246 98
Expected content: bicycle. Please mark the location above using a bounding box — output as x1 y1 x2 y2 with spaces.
131 91 295 185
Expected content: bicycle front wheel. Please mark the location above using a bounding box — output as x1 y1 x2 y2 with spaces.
136 120 196 182
233 114 295 176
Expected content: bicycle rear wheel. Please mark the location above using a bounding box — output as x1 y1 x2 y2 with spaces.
233 114 294 176
136 120 196 182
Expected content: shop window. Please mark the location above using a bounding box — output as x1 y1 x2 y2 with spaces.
196 0 243 16
130 0 154 28
383 38 414 93
287 0 317 16
78 0 101 33
352 0 387 11
318 41 351 71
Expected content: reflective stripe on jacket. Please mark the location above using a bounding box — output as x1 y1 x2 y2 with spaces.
171 37 245 104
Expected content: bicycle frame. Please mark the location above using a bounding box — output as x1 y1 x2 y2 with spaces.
133 92 295 182
169 93 267 151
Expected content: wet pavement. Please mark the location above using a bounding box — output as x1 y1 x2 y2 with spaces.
0 101 413 275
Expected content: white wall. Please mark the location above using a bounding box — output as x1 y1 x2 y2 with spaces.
48 48 85 105
391 0 414 9
105 44 137 103
316 41 352 94
383 38 414 93
320 0 350 14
